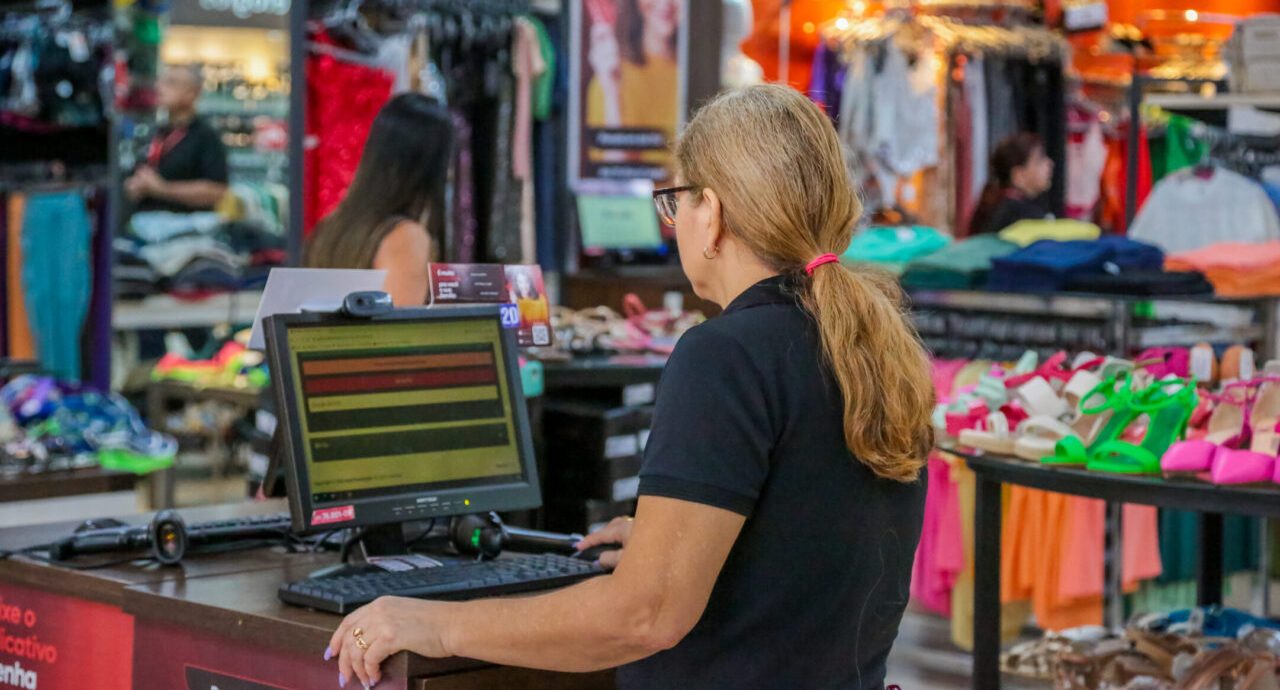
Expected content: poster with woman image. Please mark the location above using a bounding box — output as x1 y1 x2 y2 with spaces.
569 0 687 186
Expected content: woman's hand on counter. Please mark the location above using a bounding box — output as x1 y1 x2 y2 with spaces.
575 516 633 569
327 595 447 688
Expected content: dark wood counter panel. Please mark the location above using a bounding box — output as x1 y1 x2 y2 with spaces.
0 500 292 608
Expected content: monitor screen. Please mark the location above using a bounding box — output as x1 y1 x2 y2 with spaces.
576 192 664 251
266 307 541 532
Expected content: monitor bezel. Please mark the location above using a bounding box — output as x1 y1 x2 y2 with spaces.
264 305 542 535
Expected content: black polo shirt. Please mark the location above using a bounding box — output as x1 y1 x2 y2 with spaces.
619 275 927 690
137 116 229 214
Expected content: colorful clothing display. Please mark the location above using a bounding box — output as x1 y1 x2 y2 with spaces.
1130 168 1280 255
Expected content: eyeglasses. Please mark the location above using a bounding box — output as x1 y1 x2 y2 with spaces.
652 185 696 226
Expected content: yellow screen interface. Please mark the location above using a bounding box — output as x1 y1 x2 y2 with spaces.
286 319 523 503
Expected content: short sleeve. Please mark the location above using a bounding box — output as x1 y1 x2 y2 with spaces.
638 326 773 517
199 130 230 184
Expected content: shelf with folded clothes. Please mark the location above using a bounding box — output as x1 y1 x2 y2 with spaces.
111 291 264 331
114 210 286 303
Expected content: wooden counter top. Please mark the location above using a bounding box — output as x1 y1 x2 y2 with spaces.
0 500 295 607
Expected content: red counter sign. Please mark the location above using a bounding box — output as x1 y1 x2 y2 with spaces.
0 583 133 690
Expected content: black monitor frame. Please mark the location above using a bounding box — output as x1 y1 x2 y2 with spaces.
263 306 542 536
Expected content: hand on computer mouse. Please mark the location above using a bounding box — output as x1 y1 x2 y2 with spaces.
573 516 632 570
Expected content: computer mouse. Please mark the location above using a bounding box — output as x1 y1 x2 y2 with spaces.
571 544 615 562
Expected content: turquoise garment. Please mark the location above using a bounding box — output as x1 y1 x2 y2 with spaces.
842 226 950 272
901 235 1019 290
1159 509 1258 583
21 192 92 382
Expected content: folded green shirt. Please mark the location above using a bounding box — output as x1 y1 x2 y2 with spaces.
902 235 1020 289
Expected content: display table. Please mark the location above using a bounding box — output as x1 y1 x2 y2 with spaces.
0 501 614 689
0 467 135 504
963 452 1280 690
0 467 140 528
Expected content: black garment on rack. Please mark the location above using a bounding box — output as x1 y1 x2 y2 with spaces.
1016 57 1067 216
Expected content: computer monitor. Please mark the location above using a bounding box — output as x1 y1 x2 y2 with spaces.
263 306 542 538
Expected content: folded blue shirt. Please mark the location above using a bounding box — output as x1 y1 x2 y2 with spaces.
986 240 1116 293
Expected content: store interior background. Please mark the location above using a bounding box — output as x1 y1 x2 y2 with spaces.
2 0 1280 687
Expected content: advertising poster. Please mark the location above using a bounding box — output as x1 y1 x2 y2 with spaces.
428 264 553 348
569 0 688 186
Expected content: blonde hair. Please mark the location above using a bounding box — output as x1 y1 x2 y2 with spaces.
676 85 934 482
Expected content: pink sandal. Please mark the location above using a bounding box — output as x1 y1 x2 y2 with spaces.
1161 381 1253 477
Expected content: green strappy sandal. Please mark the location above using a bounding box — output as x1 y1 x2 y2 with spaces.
1085 378 1198 475
1042 372 1141 467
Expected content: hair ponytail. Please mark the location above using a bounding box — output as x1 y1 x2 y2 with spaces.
677 85 934 483
802 264 934 482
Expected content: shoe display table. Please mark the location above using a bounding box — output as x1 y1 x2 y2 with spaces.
963 451 1280 690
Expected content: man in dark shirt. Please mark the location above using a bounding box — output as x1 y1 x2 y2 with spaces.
125 65 228 213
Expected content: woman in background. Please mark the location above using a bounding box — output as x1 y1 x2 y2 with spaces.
969 132 1055 236
304 93 453 305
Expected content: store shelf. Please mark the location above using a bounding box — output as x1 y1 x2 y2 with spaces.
906 287 1272 320
957 450 1280 517
1145 92 1280 111
112 291 263 330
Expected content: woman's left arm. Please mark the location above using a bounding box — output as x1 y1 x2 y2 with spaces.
329 495 746 687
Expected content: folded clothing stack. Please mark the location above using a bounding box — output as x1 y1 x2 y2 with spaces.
117 212 285 299
986 236 1171 294
1166 241 1280 298
901 235 1019 290
842 226 950 274
997 218 1102 247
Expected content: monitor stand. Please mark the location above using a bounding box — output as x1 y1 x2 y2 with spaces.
308 523 412 580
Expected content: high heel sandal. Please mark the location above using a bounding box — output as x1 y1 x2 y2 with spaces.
1086 377 1198 475
1162 381 1254 477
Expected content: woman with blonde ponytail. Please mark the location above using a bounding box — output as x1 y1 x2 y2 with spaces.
324 85 930 690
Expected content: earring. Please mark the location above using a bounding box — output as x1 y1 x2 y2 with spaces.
702 245 719 260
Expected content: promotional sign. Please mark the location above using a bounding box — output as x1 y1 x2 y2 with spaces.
0 583 134 690
133 620 360 690
568 0 689 186
429 264 553 348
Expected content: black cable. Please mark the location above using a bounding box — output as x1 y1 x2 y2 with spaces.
407 519 437 549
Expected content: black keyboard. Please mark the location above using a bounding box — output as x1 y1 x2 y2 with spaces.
279 554 606 614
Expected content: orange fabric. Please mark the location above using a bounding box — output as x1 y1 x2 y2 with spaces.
6 195 34 360
1168 242 1280 297
1001 487 1162 631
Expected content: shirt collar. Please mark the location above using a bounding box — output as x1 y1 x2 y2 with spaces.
721 274 798 315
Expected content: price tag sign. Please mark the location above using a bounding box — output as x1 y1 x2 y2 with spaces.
500 304 521 330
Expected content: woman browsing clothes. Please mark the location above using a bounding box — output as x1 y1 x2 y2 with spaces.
968 132 1056 236
323 85 932 690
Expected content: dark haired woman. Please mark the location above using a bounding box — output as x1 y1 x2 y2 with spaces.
969 132 1055 236
304 93 454 305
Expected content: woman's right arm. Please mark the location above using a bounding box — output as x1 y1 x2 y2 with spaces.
372 220 434 307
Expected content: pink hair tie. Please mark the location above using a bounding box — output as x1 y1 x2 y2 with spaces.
805 253 840 276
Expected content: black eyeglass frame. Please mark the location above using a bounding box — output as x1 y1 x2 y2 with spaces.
652 185 697 226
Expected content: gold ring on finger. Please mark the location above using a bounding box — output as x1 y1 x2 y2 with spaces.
355 634 370 651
